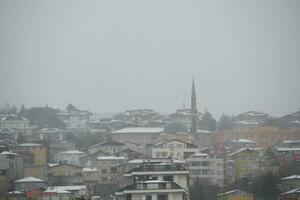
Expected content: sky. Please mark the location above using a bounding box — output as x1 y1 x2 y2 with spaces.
0 0 300 119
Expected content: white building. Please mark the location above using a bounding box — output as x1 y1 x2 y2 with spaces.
186 153 224 187
115 162 190 200
54 150 86 166
57 104 91 130
0 114 30 130
226 138 256 151
151 139 199 159
88 140 125 155
38 128 65 142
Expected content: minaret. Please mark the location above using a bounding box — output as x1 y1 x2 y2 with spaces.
191 80 198 135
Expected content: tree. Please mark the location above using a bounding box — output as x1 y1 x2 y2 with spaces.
198 110 217 131
190 178 219 200
164 122 188 133
217 114 233 131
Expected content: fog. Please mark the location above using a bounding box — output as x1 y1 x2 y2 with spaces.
1 0 299 117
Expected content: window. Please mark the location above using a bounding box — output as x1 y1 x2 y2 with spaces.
126 194 132 200
163 176 173 181
102 169 107 173
146 195 152 200
158 194 168 200
111 167 117 173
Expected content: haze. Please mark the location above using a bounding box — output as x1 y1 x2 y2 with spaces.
1 0 300 117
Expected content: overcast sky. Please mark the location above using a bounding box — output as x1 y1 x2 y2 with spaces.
0 0 299 118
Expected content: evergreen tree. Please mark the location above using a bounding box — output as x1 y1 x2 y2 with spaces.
199 110 217 131
218 114 233 131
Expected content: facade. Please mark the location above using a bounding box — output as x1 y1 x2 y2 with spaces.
88 140 125 155
151 139 199 159
37 128 65 143
49 140 76 162
45 185 87 199
15 177 47 192
115 162 190 200
280 188 300 200
226 138 256 151
111 127 164 145
82 167 98 195
0 114 30 130
93 156 126 185
54 150 86 166
186 153 224 186
24 165 47 180
0 151 23 181
57 104 91 130
14 143 47 166
48 163 83 186
227 148 260 180
280 175 300 192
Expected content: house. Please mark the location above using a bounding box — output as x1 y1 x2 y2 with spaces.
280 175 300 192
54 150 86 166
82 167 98 195
115 162 190 200
45 185 87 199
0 114 30 130
0 151 23 182
217 190 254 200
227 148 260 180
0 170 8 195
92 156 126 186
15 177 47 192
226 138 256 151
14 143 47 166
111 127 164 145
57 104 91 131
48 163 83 186
41 189 71 200
151 139 199 159
37 128 65 143
88 140 125 155
186 153 224 186
49 140 76 162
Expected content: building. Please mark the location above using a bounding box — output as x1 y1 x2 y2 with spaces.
0 114 30 130
115 162 190 200
151 139 199 159
0 128 20 141
280 175 300 192
92 156 126 185
49 140 76 162
232 111 269 131
15 177 47 192
14 143 47 166
54 150 86 166
217 190 254 200
186 153 224 186
57 104 91 131
111 127 164 145
0 151 23 182
280 188 300 200
45 185 87 199
48 163 83 186
82 167 98 195
227 148 260 180
88 140 125 155
41 189 72 200
115 109 162 127
37 128 65 143
226 138 256 151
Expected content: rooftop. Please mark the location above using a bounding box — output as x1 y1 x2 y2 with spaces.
97 156 126 160
18 143 42 147
15 176 45 183
83 167 97 172
282 175 300 180
112 127 164 134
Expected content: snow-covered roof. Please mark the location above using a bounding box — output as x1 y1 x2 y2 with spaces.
284 188 300 194
112 127 164 134
227 148 256 157
0 151 20 156
38 128 63 132
277 148 300 152
19 143 42 147
283 140 300 144
143 180 170 183
57 150 85 155
282 175 300 180
83 167 97 172
233 121 259 125
197 130 212 134
15 176 45 183
230 138 255 143
97 156 126 161
48 163 59 167
43 189 71 194
7 191 24 195
292 120 300 125
48 185 86 191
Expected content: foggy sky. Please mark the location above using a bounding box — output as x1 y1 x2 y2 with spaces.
1 0 300 118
